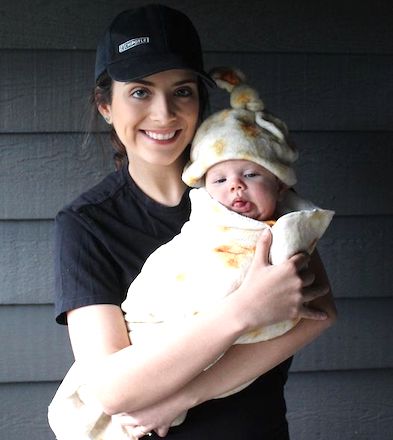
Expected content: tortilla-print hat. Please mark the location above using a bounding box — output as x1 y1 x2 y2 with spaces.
182 67 298 187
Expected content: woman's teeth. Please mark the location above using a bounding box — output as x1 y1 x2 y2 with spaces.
145 131 177 140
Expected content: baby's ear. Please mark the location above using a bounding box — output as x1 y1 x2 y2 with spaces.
277 182 289 201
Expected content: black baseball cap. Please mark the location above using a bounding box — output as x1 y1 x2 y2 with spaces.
95 4 214 86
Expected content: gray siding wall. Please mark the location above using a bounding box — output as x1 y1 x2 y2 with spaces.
1 1 392 439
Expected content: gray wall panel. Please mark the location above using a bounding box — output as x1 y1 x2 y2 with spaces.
0 0 391 53
0 51 391 133
0 134 113 219
0 305 73 382
286 369 393 440
1 216 392 305
206 53 393 132
1 300 391 382
2 132 392 219
0 220 54 304
292 298 393 372
0 370 391 440
0 382 57 440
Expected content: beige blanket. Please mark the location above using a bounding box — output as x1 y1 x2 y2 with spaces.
123 188 333 345
48 188 334 440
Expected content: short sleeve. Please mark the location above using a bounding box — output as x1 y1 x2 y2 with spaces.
54 209 126 325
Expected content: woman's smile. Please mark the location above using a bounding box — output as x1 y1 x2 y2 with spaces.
143 129 181 142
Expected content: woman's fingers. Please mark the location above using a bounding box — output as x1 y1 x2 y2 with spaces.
289 251 311 272
298 267 315 287
254 229 273 267
156 425 170 437
302 283 330 303
112 414 153 438
299 284 331 320
299 303 327 320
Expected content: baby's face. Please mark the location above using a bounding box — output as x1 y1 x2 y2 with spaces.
205 160 282 221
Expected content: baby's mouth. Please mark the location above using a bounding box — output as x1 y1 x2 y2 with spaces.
231 199 252 212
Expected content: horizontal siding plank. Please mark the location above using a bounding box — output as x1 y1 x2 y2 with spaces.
1 299 392 382
286 369 393 440
1 216 392 305
0 305 74 382
207 52 393 132
0 382 57 440
317 215 393 301
0 220 54 304
0 51 391 132
0 370 392 440
0 134 113 220
2 131 392 219
0 51 94 133
292 298 393 372
0 0 392 54
295 131 393 216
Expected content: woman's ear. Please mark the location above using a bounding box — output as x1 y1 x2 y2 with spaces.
97 103 112 125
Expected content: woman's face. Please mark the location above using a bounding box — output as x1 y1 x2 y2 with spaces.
100 69 200 169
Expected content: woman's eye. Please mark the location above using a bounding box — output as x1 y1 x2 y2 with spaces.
131 88 150 99
175 87 193 97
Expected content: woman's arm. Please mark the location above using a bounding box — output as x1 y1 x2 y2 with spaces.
187 250 337 404
67 231 330 415
112 249 336 437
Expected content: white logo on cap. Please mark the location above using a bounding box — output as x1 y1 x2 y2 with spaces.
119 37 150 53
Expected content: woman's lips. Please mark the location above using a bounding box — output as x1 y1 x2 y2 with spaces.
142 130 182 145
144 130 177 140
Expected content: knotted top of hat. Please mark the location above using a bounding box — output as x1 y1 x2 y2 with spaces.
182 67 299 187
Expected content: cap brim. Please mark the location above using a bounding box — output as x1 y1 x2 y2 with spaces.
107 53 215 87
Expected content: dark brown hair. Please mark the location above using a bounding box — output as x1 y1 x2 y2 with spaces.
88 71 210 170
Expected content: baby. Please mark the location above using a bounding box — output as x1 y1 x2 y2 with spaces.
48 67 334 440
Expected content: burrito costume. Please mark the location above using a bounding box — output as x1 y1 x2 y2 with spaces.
48 68 334 440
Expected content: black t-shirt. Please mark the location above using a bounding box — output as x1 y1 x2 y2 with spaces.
54 164 292 439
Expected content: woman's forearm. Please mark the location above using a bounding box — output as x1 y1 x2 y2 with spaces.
86 294 247 415
180 292 336 409
86 271 329 415
106 291 336 434
174 249 337 412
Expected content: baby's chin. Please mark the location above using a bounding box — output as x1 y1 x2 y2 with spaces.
231 207 264 221
243 210 275 222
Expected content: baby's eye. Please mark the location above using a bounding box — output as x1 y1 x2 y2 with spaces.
214 177 227 184
244 172 258 178
131 88 150 99
175 87 193 97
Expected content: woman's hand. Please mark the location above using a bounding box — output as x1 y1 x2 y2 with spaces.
231 229 329 333
113 390 190 438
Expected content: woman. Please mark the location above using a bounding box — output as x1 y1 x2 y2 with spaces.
53 4 336 439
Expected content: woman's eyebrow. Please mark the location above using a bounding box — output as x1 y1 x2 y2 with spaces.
125 79 153 86
125 78 197 86
173 79 198 86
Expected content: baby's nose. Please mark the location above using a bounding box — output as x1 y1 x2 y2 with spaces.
230 178 246 191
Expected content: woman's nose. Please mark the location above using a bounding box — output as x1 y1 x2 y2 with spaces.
150 94 177 123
